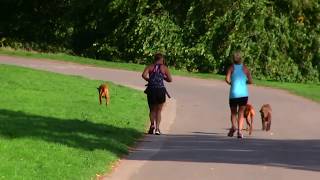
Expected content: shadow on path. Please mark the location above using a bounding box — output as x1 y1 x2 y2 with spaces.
0 109 141 155
1 109 319 173
129 133 320 172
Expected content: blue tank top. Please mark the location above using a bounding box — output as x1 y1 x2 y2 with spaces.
229 64 248 99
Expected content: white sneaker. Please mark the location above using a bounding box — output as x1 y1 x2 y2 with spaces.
155 129 161 135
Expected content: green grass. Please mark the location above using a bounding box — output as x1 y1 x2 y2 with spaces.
255 80 320 102
0 64 148 180
0 48 319 102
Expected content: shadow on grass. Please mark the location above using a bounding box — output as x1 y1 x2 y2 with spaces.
0 109 142 155
2 108 319 172
129 133 320 172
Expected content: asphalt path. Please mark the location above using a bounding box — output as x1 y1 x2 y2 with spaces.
1 55 320 180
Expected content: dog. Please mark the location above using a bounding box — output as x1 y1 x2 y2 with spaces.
244 104 255 135
97 83 110 106
260 104 272 131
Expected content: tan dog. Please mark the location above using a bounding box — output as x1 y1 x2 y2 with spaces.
244 104 255 135
260 104 272 131
97 83 110 106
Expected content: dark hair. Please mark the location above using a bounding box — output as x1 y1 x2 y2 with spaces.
233 50 242 64
154 53 164 62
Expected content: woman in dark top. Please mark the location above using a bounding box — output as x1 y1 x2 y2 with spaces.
142 53 172 135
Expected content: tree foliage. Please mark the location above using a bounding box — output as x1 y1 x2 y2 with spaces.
1 0 319 82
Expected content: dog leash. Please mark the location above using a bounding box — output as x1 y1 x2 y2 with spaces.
165 88 171 98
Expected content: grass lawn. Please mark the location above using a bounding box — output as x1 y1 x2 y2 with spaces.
0 64 148 180
0 48 319 102
255 80 320 102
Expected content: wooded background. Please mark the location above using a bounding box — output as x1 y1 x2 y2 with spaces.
1 0 319 82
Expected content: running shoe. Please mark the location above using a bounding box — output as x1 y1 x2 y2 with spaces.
155 129 161 135
227 128 236 137
237 132 244 139
148 126 155 134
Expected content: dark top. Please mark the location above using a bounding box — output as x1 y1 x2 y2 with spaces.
147 64 165 88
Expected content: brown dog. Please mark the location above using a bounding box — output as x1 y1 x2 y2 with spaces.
244 104 255 135
97 83 110 106
260 104 272 131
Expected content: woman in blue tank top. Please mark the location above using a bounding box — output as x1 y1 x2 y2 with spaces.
225 51 253 138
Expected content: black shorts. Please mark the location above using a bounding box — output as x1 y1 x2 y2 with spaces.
229 97 248 108
146 87 166 108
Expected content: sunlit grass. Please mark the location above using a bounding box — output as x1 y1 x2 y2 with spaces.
0 64 148 179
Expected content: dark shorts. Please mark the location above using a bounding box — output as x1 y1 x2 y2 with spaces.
229 97 248 108
146 87 166 108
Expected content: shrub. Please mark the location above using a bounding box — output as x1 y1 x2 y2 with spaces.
1 0 319 82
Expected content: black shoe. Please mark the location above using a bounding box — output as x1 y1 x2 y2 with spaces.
148 126 155 134
237 132 244 139
227 128 236 137
155 129 161 135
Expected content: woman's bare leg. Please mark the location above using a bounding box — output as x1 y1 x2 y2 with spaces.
148 106 157 134
227 106 238 137
230 106 238 130
155 103 164 130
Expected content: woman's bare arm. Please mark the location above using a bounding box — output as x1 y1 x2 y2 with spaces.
225 66 233 85
142 66 150 82
164 66 172 82
244 65 253 84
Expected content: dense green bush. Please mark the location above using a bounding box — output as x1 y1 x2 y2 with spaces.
0 0 319 82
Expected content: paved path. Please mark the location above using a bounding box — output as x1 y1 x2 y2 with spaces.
1 55 320 180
